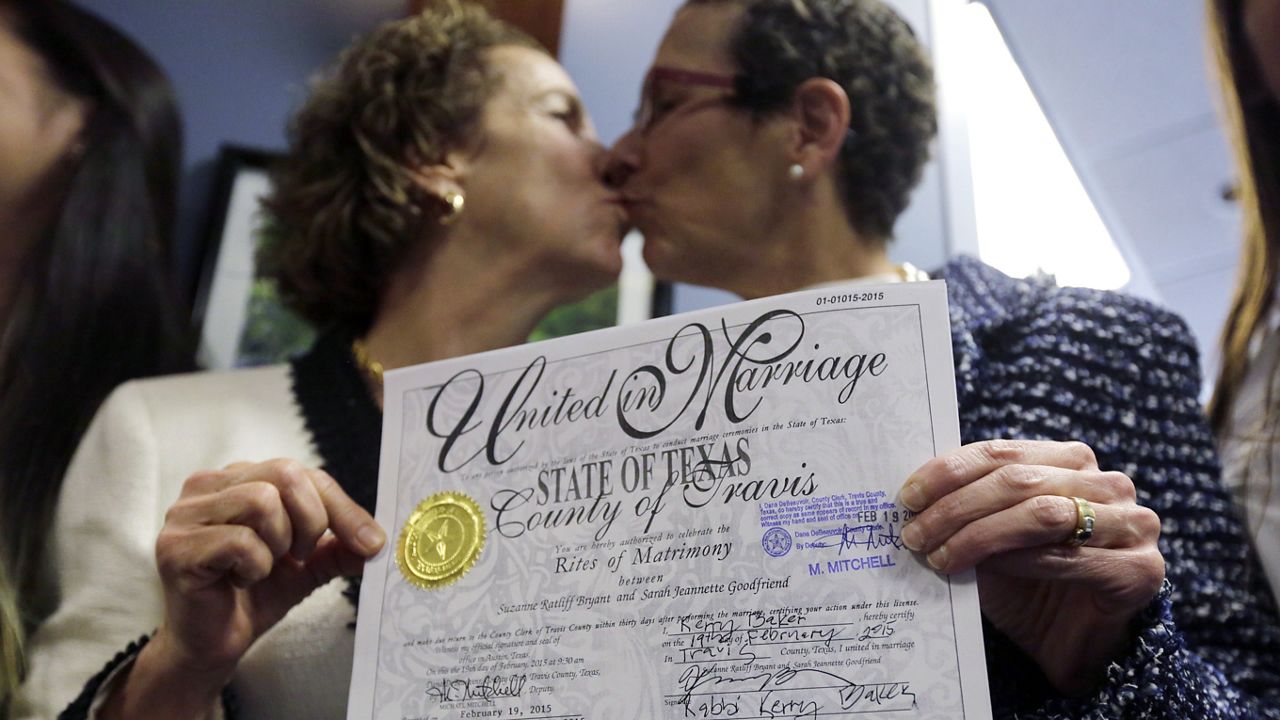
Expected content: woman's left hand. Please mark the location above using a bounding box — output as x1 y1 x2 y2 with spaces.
900 439 1164 695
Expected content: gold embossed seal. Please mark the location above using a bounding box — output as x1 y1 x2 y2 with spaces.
396 492 486 590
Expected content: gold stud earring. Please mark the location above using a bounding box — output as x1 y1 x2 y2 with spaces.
440 191 465 225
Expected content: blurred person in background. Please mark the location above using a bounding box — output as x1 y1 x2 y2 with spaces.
15 4 628 718
1208 0 1280 605
0 0 194 714
607 0 1280 715
0 563 18 718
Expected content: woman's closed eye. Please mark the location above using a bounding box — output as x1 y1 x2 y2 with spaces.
650 98 680 123
544 94 585 132
646 88 688 118
553 107 581 128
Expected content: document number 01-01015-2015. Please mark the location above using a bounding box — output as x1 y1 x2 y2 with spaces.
815 290 885 306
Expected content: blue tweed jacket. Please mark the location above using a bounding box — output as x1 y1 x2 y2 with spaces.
939 256 1280 718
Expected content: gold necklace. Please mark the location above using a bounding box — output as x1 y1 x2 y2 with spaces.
351 339 384 388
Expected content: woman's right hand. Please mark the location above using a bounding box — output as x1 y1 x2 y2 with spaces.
103 460 385 719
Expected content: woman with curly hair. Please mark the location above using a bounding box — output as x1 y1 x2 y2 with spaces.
606 0 1280 716
13 4 626 718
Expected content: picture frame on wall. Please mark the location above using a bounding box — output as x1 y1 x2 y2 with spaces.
191 145 670 370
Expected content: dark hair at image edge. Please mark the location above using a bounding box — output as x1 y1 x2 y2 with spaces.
687 0 937 242
262 2 540 336
0 0 196 670
1208 0 1280 436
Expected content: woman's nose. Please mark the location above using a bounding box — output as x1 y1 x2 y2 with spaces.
602 128 641 189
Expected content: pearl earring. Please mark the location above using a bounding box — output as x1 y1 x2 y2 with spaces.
788 164 804 180
439 190 465 225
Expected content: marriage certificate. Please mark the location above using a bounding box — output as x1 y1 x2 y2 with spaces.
348 281 992 720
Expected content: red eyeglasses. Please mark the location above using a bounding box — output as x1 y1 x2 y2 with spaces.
632 66 740 133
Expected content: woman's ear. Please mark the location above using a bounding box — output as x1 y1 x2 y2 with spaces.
406 151 468 205
789 78 851 177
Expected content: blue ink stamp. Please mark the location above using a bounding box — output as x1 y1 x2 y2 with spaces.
761 527 792 557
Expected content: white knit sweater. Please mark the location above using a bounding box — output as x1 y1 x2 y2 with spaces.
13 365 358 720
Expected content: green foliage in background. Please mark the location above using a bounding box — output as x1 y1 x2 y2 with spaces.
236 212 619 366
528 285 618 343
235 279 618 367
237 278 316 367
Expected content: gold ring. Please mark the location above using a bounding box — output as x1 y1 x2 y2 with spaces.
1067 496 1096 547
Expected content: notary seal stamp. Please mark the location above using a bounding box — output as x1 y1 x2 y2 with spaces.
761 526 792 557
397 492 486 590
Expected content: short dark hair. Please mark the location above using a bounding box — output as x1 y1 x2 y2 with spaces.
263 3 539 334
690 0 937 242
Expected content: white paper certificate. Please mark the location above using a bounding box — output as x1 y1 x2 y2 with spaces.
349 281 992 720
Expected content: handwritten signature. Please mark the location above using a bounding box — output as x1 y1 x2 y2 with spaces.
679 615 846 664
809 523 904 554
676 665 915 717
424 673 527 703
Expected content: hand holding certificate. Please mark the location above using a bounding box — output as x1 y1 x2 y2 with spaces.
349 281 992 719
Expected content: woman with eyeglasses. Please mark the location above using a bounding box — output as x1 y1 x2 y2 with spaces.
13 5 628 718
605 0 1280 716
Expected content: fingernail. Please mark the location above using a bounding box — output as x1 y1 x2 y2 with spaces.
357 524 386 554
900 481 926 511
901 522 923 551
927 545 948 571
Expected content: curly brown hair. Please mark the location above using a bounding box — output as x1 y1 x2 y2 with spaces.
688 0 937 243
262 3 540 334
